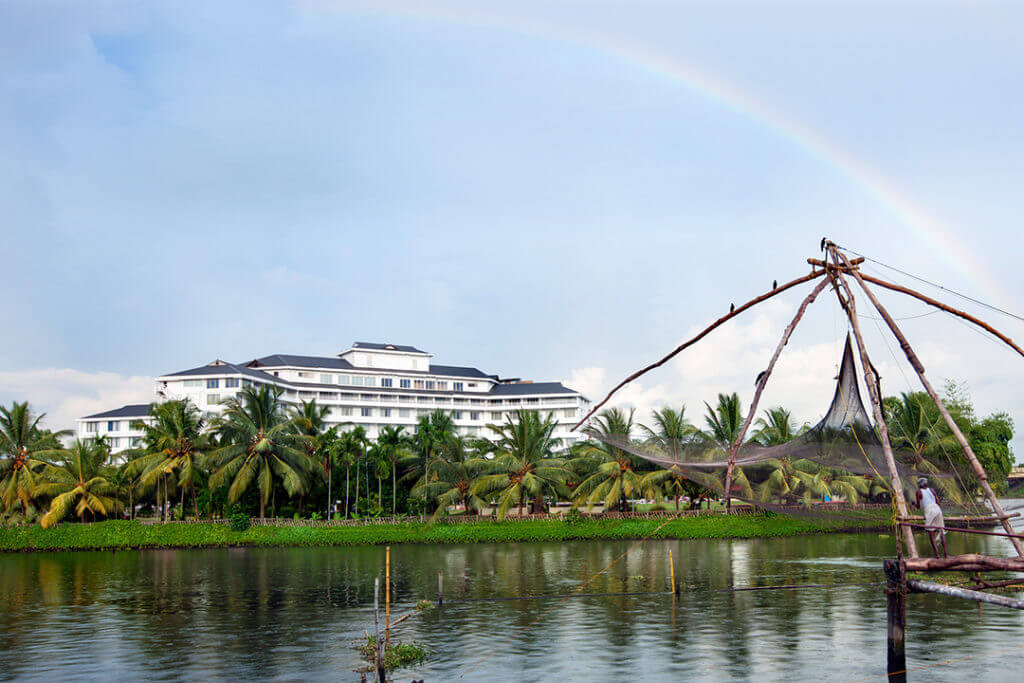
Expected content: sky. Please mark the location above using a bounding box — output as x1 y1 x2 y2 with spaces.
2 0 1024 454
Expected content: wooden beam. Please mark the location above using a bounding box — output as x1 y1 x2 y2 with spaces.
859 273 1024 361
828 263 918 557
723 277 830 510
571 269 827 431
884 560 907 678
907 579 1024 610
835 249 1024 557
903 553 1024 573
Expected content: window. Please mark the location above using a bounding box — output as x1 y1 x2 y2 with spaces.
491 412 503 420
526 398 539 404
470 411 480 421
361 407 373 417
86 422 98 433
417 409 429 417
399 409 411 418
320 374 333 384
131 438 142 448
453 382 464 392
381 378 393 388
184 379 203 388
107 421 119 432
225 378 240 388
418 397 430 403
274 371 280 377
436 381 447 391
340 407 353 416
468 383 477 388
452 411 462 420
109 437 120 448
207 394 220 405
425 380 435 390
338 375 351 385
400 379 411 389
382 408 391 418
564 409 576 418
297 371 311 378
413 380 424 389
207 379 220 389
364 376 377 387
242 379 252 387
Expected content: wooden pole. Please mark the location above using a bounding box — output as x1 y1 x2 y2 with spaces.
884 559 907 681
903 553 1024 572
907 579 1024 610
723 277 830 509
836 250 1024 557
374 577 386 682
859 273 1024 360
438 570 444 607
829 266 919 557
385 546 391 648
573 269 827 430
669 549 677 595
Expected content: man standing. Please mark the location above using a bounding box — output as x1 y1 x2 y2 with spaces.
915 476 948 558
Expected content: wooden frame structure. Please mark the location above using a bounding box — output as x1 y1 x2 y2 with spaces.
573 240 1024 679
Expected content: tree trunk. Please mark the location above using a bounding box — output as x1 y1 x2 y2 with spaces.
345 466 350 518
192 481 199 520
161 476 167 521
354 460 360 516
392 466 397 516
517 490 524 516
674 494 680 512
533 493 544 515
378 475 382 504
260 494 266 522
327 458 333 519
179 483 186 520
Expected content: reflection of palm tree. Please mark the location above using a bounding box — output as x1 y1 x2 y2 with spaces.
0 402 66 519
473 410 566 518
38 440 119 527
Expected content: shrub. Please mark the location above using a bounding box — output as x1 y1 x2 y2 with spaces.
229 513 250 532
562 508 586 526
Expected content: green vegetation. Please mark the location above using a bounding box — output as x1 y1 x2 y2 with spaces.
0 513 886 553
0 380 1014 533
360 635 430 672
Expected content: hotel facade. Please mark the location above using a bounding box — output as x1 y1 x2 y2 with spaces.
78 342 591 452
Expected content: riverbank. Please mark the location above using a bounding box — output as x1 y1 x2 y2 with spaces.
0 513 889 553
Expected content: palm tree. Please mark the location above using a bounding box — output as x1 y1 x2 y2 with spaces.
411 411 456 478
377 425 412 515
37 439 120 528
472 410 567 518
207 386 315 520
0 402 67 517
884 392 969 504
290 399 336 517
132 400 208 520
702 393 744 447
571 408 644 513
333 428 366 518
641 406 697 454
413 434 489 520
753 407 801 445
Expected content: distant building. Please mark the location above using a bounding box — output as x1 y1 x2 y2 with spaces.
78 342 590 452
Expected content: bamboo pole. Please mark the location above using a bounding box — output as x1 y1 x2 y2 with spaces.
374 577 386 682
828 266 919 558
859 273 1024 360
438 570 444 607
669 549 677 596
907 579 1024 610
836 250 1024 557
723 277 830 509
903 553 1024 572
385 546 391 648
572 270 827 430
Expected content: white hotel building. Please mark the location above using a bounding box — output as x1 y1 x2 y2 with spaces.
78 342 591 451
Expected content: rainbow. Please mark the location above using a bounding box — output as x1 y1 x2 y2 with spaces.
301 0 1004 306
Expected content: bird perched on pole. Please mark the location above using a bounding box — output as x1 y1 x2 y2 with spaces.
755 370 767 387
730 303 735 313
772 280 777 290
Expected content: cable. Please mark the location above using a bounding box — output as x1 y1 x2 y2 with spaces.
840 246 1024 324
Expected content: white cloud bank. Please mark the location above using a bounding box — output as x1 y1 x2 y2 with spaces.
0 368 153 436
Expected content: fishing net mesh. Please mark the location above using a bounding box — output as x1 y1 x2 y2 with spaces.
595 336 989 523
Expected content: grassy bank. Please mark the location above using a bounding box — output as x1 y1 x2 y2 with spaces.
0 513 888 553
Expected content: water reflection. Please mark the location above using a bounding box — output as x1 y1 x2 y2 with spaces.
1 529 1022 681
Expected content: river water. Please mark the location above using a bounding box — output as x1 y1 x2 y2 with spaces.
2 519 1023 681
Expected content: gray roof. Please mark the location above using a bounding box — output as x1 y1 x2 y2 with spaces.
248 354 355 370
82 404 151 420
160 362 276 382
427 364 494 379
351 342 427 353
488 382 579 396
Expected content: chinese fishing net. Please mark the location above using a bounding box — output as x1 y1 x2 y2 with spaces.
593 336 989 524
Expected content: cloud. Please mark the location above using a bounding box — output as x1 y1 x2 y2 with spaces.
0 368 153 436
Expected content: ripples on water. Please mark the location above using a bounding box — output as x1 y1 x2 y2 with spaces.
2 528 1023 681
